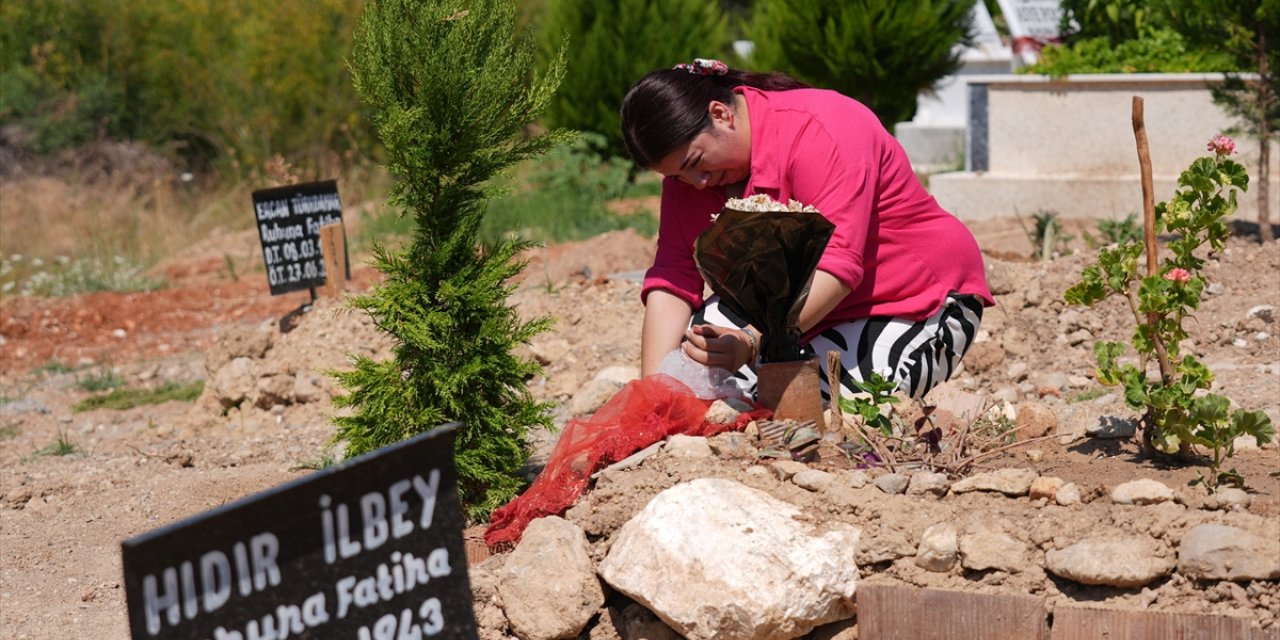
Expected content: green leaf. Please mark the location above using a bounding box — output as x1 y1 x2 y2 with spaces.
1231 410 1275 447
1121 371 1149 410
1178 355 1213 390
1150 428 1181 454
1218 159 1249 190
1217 469 1245 489
1191 394 1231 427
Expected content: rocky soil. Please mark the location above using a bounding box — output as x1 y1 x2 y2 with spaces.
1 218 1278 639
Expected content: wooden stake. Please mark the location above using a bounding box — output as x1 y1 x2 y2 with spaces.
1132 96 1173 384
319 222 348 298
1132 96 1157 276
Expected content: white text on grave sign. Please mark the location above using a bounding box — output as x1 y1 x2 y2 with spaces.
997 0 1064 40
252 180 344 295
122 425 479 640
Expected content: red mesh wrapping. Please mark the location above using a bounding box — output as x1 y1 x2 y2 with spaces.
485 374 769 546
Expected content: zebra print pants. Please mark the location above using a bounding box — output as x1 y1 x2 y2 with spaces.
690 293 985 400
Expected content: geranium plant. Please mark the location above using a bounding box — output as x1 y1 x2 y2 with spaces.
1064 135 1274 488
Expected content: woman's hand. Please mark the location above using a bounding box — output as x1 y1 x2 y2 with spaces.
683 324 758 371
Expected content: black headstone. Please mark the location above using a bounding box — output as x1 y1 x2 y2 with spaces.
121 424 477 639
252 180 345 296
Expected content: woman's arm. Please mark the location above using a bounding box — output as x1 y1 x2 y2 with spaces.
641 289 694 377
798 270 852 332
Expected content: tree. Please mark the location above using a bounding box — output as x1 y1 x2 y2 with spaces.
748 0 975 130
338 0 566 521
536 0 728 159
1162 0 1279 242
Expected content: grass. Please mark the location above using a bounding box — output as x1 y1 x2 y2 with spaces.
0 423 21 440
290 453 340 472
33 359 73 375
1069 388 1109 403
480 134 659 245
34 430 80 457
76 368 126 392
73 381 204 413
1 136 653 300
0 147 392 300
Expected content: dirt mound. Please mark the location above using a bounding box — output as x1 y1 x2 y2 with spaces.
1 218 1277 638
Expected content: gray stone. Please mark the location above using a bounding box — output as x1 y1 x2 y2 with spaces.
705 397 753 425
839 470 870 489
292 372 323 404
1046 537 1175 588
959 526 1028 573
906 472 950 497
568 377 625 416
1111 479 1175 505
498 517 603 640
1031 371 1070 391
771 460 809 481
1178 524 1280 581
950 468 1037 496
211 357 255 409
1247 304 1276 323
915 523 959 573
665 434 714 459
600 479 860 640
992 386 1021 403
1087 416 1138 439
1203 488 1251 511
793 469 837 492
874 473 910 495
1055 483 1082 506
1006 362 1029 381
985 260 1018 295
254 372 294 409
858 525 916 565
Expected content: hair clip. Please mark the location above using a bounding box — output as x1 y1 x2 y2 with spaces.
673 58 729 76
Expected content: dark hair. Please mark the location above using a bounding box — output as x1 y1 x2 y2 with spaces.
619 68 809 168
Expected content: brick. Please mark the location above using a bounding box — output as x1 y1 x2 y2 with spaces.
1051 605 1279 640
857 583 1047 640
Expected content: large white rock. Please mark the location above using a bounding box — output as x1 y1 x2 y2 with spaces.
1178 524 1280 581
949 468 1037 496
1045 536 1175 588
1111 479 1175 505
498 517 603 640
600 478 860 640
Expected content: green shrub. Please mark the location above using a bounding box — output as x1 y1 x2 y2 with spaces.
0 0 374 172
748 0 974 130
1023 28 1239 76
482 133 658 244
337 0 566 522
536 0 728 159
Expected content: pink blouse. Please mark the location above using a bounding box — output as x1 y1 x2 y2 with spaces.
641 86 994 339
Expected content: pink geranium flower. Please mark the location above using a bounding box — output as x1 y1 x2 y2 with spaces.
1207 134 1236 156
1164 268 1192 284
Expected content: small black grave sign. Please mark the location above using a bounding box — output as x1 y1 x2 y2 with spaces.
252 180 345 295
122 424 477 640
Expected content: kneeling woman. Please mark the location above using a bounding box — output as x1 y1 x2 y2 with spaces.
621 59 994 400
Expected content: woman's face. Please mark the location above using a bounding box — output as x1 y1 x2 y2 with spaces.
653 99 750 190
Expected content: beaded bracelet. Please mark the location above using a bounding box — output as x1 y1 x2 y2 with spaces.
742 326 759 362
